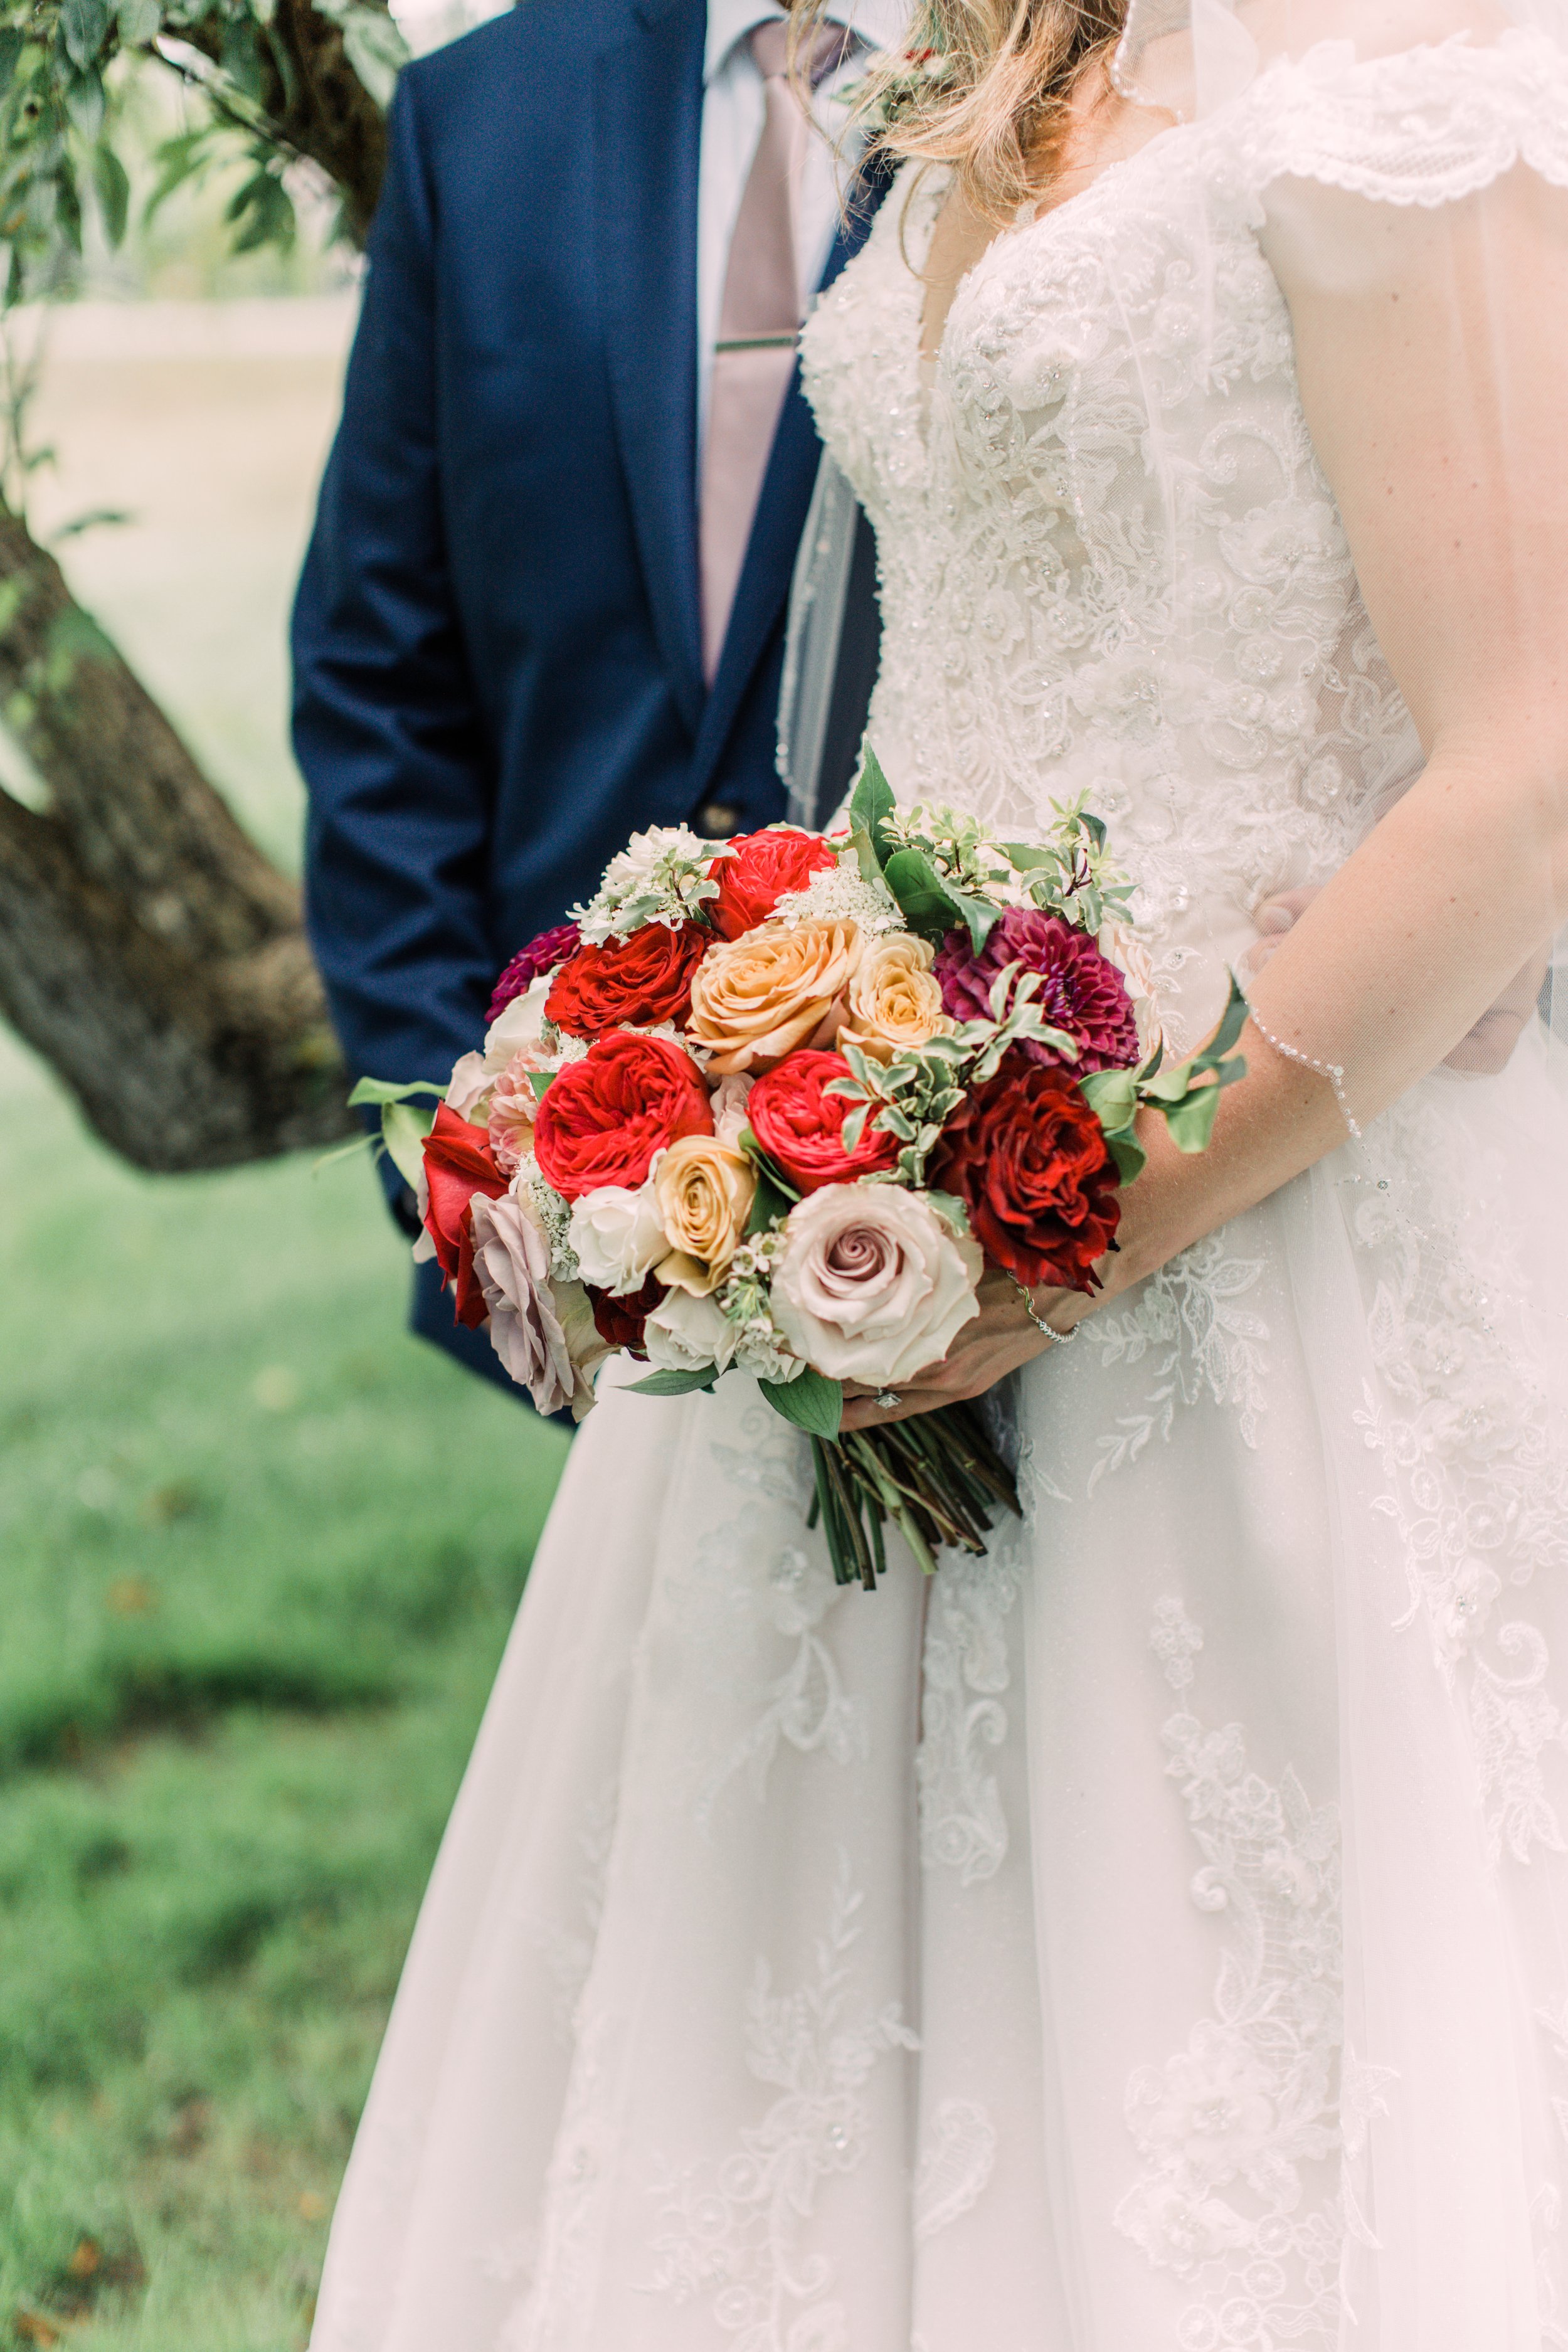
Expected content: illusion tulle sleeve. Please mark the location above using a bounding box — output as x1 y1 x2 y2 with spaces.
1187 11 1568 1130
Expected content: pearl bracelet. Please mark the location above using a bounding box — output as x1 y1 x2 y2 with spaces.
1012 1276 1081 1348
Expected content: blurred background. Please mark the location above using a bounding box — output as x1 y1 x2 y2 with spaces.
0 1 573 2342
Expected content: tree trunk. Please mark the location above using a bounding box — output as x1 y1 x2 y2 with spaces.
0 511 357 1170
0 0 394 1170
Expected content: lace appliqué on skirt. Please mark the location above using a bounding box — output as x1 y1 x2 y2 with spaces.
1115 1598 1343 2351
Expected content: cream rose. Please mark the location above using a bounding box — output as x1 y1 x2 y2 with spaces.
653 1136 756 1296
686 919 862 1076
567 1179 669 1296
770 1185 983 1387
643 1286 737 1376
837 933 955 1064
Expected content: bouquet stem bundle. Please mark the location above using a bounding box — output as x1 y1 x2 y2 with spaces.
807 1401 1019 1587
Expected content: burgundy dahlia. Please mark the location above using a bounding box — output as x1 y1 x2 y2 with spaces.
935 908 1140 1073
487 921 581 1024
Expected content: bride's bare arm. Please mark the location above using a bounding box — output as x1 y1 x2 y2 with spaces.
845 157 1568 1429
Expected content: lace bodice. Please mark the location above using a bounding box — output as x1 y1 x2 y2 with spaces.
800 29 1568 1052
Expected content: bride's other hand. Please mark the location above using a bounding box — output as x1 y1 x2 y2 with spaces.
1251 886 1550 1076
839 1266 1084 1428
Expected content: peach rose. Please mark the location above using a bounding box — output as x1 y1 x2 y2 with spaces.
654 1135 756 1296
686 919 863 1076
837 934 954 1064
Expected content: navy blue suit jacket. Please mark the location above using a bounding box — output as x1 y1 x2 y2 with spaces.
293 0 884 1385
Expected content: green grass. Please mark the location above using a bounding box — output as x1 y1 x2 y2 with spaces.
0 1040 569 2348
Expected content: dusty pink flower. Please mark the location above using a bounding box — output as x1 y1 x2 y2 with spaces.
469 1191 593 1415
935 908 1140 1073
487 1049 547 1175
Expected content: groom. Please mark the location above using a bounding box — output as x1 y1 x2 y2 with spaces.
292 0 900 1392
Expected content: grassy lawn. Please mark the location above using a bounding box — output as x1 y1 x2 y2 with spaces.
0 1040 569 2348
0 313 571 2346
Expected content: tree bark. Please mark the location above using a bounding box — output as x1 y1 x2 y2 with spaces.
0 501 356 1170
0 0 395 1169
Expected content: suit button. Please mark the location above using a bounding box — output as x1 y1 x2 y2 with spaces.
696 802 741 839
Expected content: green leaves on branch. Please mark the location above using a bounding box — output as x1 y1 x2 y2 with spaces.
1080 975 1250 1180
0 0 408 303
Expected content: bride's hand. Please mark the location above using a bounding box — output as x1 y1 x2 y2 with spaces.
1251 886 1549 1076
839 1266 1086 1429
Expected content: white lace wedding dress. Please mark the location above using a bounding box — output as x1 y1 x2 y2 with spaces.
310 26 1568 2351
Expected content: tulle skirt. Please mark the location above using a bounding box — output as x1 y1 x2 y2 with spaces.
310 1036 1568 2351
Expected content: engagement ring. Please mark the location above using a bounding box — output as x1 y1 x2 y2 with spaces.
876 1391 901 1411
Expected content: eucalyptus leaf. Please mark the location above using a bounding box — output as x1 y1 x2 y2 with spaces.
759 1366 843 1441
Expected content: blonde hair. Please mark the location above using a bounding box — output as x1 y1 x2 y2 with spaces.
792 0 1130 223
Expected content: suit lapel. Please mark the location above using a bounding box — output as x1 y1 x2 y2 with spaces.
593 0 707 738
690 159 893 797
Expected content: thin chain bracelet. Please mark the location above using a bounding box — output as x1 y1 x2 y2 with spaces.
1240 990 1363 1142
1012 1275 1081 1348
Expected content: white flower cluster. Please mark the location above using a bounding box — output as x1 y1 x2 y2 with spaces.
771 859 904 936
718 1232 806 1387
571 825 728 945
513 1152 579 1283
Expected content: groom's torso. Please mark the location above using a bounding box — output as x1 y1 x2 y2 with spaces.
386 0 876 955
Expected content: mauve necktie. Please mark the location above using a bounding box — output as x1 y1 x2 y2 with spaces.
699 19 851 682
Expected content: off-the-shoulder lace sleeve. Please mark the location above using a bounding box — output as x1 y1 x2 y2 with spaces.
1237 28 1568 204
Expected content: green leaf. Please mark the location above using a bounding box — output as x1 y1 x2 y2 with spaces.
847 739 896 869
736 1125 801 1204
51 504 131 544
1160 1085 1226 1156
1001 840 1053 872
58 0 109 72
744 1166 793 1236
381 1099 435 1190
115 0 160 43
340 3 408 109
759 1367 843 1441
526 1069 553 1102
945 881 1001 954
346 1076 447 1108
92 142 128 246
0 29 23 95
624 1367 718 1397
882 847 961 939
923 1189 971 1237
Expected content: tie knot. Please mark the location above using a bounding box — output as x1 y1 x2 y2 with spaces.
749 18 852 87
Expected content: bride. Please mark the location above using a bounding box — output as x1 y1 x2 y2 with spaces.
310 0 1568 2341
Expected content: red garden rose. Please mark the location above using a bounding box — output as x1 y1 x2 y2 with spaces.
748 1049 901 1194
930 1053 1120 1292
545 921 708 1040
588 1271 664 1358
487 920 580 1024
532 1031 714 1200
421 1101 510 1328
708 827 839 941
935 908 1140 1073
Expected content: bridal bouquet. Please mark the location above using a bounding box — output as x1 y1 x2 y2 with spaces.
356 756 1244 1587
